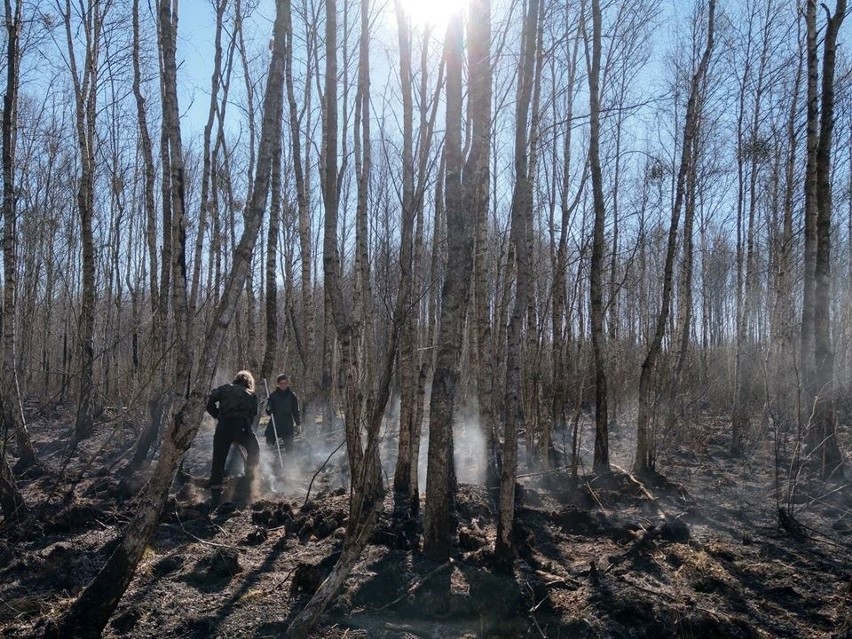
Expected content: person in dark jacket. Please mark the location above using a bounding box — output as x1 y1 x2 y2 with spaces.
206 370 260 495
265 373 300 453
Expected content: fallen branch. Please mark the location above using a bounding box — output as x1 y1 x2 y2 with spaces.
611 463 668 521
517 465 573 479
534 569 582 589
171 510 234 550
525 581 549 638
602 525 663 575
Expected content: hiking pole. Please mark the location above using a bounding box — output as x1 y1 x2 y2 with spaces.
263 379 286 476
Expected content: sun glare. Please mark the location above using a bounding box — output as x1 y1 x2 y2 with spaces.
399 0 467 28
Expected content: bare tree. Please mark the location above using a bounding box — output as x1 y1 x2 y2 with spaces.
2 0 36 470
284 0 315 389
635 0 715 476
586 0 610 472
286 2 402 635
467 0 497 489
423 9 472 562
130 0 165 465
808 0 845 476
190 0 229 333
549 8 586 474
496 0 540 565
59 0 108 441
260 125 282 382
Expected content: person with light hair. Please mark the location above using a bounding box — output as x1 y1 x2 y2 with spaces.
205 370 260 502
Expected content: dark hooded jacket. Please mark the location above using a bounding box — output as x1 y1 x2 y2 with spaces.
266 387 300 437
206 383 258 423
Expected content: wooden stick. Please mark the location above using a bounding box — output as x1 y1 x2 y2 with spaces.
303 439 347 507
375 560 454 611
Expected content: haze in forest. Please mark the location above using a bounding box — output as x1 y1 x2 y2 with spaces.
1 0 850 636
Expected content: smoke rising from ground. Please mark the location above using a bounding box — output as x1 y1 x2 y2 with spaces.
380 397 488 491
189 396 491 504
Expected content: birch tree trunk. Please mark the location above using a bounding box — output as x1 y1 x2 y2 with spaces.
423 12 472 562
496 0 539 566
635 0 714 476
551 17 584 473
285 0 315 399
392 3 445 518
392 0 418 516
811 0 845 476
466 0 497 490
587 0 610 473
800 0 819 434
190 0 228 333
261 136 282 381
130 0 168 465
771 47 801 413
61 0 104 442
2 0 36 470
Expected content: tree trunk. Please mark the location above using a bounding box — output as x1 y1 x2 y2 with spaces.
468 0 498 486
2 0 36 470
587 0 609 473
635 0 714 476
352 0 373 399
800 0 819 436
285 0 315 388
261 137 282 381
130 0 167 466
190 0 228 336
392 0 418 515
496 0 539 566
811 0 846 477
62 0 104 442
551 17 583 474
423 12 472 562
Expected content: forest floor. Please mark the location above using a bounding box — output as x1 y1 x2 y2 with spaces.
1 406 851 638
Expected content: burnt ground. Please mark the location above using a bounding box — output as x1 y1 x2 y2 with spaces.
1 407 851 638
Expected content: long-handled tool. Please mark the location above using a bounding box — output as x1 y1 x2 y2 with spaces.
263 379 286 477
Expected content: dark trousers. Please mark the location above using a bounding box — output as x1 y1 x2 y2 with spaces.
209 418 259 488
265 421 294 452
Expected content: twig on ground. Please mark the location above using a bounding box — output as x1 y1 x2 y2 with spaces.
584 480 607 513
383 623 428 638
171 510 234 549
375 559 454 611
517 465 573 479
303 439 346 507
267 565 297 593
524 580 549 638
617 573 679 602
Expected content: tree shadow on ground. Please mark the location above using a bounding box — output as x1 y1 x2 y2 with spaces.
175 526 296 637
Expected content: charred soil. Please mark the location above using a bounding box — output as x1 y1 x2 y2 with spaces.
1 410 850 638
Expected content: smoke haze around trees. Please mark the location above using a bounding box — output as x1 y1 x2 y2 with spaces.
0 0 851 636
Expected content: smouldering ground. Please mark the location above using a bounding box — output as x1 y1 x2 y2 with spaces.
1 409 850 638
